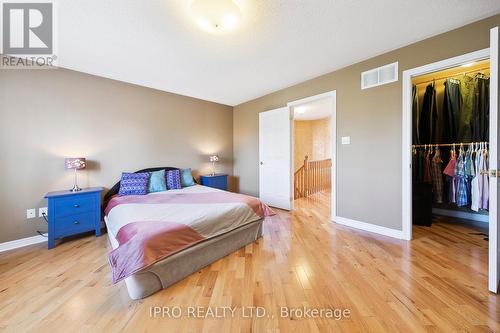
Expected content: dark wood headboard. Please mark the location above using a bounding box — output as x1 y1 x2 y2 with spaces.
103 167 180 210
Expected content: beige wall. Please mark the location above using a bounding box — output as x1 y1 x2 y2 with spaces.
294 118 331 171
233 14 500 231
0 69 233 243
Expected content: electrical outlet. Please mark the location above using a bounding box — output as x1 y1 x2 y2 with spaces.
39 207 48 217
26 209 36 219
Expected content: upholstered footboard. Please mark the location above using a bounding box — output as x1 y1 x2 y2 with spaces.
107 219 263 300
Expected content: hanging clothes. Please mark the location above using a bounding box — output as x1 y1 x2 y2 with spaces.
412 85 420 144
431 148 444 203
479 148 489 210
457 75 475 142
443 149 457 204
442 79 461 143
417 148 425 183
464 146 474 205
471 145 480 212
420 83 439 144
472 75 490 142
423 149 433 184
454 148 468 207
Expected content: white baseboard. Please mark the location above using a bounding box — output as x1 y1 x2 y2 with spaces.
333 216 405 240
432 208 489 223
0 234 47 253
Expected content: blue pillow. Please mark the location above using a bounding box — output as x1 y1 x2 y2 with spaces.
148 169 167 193
181 168 195 187
166 169 182 190
118 172 150 196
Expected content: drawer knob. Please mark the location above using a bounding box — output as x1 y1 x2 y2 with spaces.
74 221 80 225
74 204 80 208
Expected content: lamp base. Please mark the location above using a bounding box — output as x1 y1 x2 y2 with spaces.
70 184 82 192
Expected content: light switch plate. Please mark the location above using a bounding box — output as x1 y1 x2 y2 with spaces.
341 136 351 145
26 209 36 219
39 207 48 217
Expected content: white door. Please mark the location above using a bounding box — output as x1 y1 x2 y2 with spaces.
489 26 500 293
259 107 291 210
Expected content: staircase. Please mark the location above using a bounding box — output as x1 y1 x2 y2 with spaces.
294 156 332 199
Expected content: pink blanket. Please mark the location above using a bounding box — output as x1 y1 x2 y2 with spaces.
107 191 275 283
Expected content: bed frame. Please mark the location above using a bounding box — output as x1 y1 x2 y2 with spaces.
103 167 264 299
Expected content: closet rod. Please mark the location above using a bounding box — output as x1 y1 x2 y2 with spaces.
413 67 490 86
412 142 489 148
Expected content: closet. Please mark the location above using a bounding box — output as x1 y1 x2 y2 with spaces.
411 60 490 230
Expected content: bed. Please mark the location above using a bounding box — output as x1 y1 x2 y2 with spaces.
103 167 274 300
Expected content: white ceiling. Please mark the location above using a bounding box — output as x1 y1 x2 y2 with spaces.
293 98 332 121
57 0 500 106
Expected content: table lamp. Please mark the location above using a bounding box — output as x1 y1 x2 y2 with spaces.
209 154 219 176
65 157 86 192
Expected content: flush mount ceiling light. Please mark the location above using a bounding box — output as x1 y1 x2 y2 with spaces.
190 0 242 34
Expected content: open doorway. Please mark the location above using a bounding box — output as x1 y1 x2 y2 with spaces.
289 93 335 216
402 38 499 293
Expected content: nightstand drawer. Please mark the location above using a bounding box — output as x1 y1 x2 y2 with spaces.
54 195 95 217
55 212 94 237
200 174 228 191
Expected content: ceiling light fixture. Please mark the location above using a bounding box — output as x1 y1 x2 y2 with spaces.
190 0 242 34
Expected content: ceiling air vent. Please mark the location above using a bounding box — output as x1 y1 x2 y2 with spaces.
361 62 398 90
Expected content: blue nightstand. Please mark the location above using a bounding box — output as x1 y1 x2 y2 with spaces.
200 174 228 191
44 187 103 249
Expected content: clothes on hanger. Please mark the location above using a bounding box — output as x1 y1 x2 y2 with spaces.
457 75 475 142
414 71 489 145
454 147 468 207
423 148 432 183
443 148 457 204
442 79 461 143
431 148 444 203
413 142 489 211
412 85 420 144
471 144 480 211
419 82 438 144
479 147 489 210
473 75 490 142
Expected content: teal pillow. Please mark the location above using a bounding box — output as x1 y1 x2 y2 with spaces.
148 170 167 193
181 168 195 187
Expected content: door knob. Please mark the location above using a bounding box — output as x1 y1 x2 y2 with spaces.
260 162 264 165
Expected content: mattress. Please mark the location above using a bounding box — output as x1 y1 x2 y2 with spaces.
104 185 270 299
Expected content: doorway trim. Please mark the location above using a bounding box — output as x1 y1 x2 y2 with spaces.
287 90 337 217
401 48 490 241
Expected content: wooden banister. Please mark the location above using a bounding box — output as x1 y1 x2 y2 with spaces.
294 156 331 199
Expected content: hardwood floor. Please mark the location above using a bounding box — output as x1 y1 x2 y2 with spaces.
0 191 498 332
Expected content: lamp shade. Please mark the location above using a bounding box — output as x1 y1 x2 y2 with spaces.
209 155 219 163
65 157 86 170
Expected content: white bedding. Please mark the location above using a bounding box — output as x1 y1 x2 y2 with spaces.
105 185 263 241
